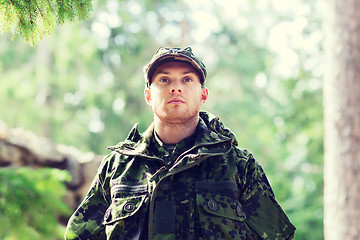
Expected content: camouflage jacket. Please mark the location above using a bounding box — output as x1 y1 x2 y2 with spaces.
65 111 295 240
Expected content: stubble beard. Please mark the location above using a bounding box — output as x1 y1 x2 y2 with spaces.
154 105 199 125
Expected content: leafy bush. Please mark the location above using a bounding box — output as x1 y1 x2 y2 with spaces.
0 167 71 240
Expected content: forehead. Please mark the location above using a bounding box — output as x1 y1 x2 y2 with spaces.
153 61 197 75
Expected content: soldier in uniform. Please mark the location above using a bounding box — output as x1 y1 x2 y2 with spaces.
65 47 296 239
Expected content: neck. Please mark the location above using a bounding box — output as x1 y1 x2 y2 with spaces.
154 115 199 144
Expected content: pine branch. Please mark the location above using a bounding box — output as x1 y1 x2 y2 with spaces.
0 0 93 45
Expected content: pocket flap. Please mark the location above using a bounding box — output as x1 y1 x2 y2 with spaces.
103 194 147 225
196 192 246 222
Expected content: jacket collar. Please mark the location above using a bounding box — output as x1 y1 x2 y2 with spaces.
107 111 237 160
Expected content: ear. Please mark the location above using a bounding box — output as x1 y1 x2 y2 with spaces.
200 87 208 104
144 88 152 105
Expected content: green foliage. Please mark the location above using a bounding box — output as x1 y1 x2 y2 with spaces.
0 167 71 239
0 0 93 45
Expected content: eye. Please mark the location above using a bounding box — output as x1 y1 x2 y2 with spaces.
184 77 192 82
159 78 169 83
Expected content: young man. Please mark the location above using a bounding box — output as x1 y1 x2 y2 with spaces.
65 47 295 239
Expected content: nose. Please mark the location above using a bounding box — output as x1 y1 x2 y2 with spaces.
171 88 181 93
170 82 182 93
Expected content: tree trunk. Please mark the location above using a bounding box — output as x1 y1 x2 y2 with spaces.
323 0 360 239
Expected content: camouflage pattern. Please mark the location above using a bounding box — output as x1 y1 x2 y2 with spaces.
65 111 295 240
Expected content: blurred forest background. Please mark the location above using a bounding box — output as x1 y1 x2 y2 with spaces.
0 0 324 239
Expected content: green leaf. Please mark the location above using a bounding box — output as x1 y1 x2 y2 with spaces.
0 167 71 239
0 0 93 45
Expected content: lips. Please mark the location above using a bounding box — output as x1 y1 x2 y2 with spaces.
168 97 185 104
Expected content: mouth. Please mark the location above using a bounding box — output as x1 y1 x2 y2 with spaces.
168 98 185 104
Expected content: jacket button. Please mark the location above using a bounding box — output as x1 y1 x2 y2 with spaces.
104 210 111 220
160 180 171 190
236 204 243 217
123 202 135 213
207 199 219 211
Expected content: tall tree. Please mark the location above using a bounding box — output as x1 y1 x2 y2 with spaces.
323 0 360 238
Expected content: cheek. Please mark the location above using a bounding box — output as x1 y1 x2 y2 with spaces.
150 90 164 104
195 89 204 101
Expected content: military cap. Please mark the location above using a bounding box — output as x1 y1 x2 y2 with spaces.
144 46 207 87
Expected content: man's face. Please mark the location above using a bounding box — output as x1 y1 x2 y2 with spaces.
144 61 208 124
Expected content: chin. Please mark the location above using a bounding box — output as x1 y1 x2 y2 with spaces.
157 110 198 124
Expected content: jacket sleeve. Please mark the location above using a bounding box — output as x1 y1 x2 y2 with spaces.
240 152 296 240
65 154 114 240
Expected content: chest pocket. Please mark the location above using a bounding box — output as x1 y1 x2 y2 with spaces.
195 181 248 239
195 181 246 221
103 184 148 225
